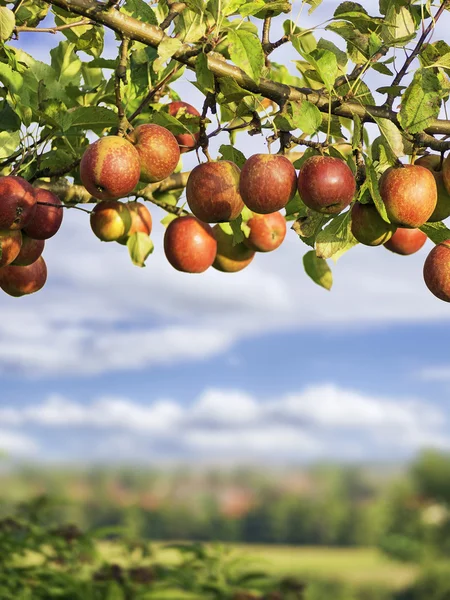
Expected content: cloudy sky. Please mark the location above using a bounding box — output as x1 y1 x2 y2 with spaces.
2 0 450 464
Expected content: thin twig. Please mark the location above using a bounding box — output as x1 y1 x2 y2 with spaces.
128 65 181 123
12 0 24 13
115 37 131 135
15 19 94 34
36 201 91 214
30 158 81 183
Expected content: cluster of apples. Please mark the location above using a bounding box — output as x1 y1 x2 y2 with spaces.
0 176 63 296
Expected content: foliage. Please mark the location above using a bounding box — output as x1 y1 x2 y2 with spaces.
0 0 449 282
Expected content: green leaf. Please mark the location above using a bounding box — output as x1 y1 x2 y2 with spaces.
238 0 265 17
0 130 20 159
127 232 154 267
420 222 450 245
0 7 15 42
174 8 206 42
50 41 82 87
229 215 245 245
155 37 183 72
398 69 441 134
352 114 362 151
227 30 264 83
284 21 317 55
65 106 118 131
0 63 23 94
291 101 322 135
218 145 246 169
306 48 338 91
122 0 157 24
254 0 292 18
53 7 104 57
304 0 323 14
0 103 20 131
218 76 253 102
315 212 358 261
303 251 333 290
365 157 390 223
152 111 192 135
16 0 48 27
317 38 347 68
382 5 416 46
372 116 413 159
196 53 214 94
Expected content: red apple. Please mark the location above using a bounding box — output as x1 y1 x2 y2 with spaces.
379 165 437 228
186 161 244 223
23 188 63 240
129 124 180 183
350 203 396 246
117 202 152 245
239 154 297 214
168 101 200 153
164 216 217 273
0 175 36 230
244 212 286 252
90 201 131 242
0 229 22 267
423 240 450 302
0 256 47 297
415 154 450 222
212 225 255 272
80 136 141 200
297 156 356 214
383 228 427 255
12 233 45 266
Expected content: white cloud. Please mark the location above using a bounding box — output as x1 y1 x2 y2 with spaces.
418 367 450 382
0 429 38 456
0 384 447 462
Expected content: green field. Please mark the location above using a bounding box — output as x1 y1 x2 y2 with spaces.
100 543 418 591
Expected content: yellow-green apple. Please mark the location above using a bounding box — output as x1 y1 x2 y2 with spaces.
384 228 427 255
90 201 131 242
129 124 180 183
244 212 286 252
415 154 450 222
0 175 36 229
12 233 45 266
423 240 450 302
80 136 141 200
0 229 22 267
117 202 152 245
0 256 47 297
168 101 200 153
164 216 217 273
297 156 356 214
23 188 63 240
379 165 437 227
240 154 297 214
350 203 396 246
212 225 255 272
186 161 244 223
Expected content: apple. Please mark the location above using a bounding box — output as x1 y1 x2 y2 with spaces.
90 201 131 242
239 154 297 214
0 229 22 267
186 160 244 223
297 156 356 214
117 202 152 245
244 212 286 252
415 155 450 222
379 165 437 228
80 136 141 200
164 216 217 273
12 233 45 266
212 225 255 272
0 256 47 297
129 124 180 183
0 175 36 230
168 101 200 153
383 228 427 255
350 203 396 246
23 188 63 240
423 240 450 302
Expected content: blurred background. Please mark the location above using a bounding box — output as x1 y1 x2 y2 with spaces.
2 1 450 598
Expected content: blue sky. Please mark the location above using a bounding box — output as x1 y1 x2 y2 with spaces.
1 0 450 464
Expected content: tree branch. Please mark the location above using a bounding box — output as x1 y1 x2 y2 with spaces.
128 65 181 123
386 0 450 108
41 0 450 139
115 36 130 134
160 2 186 31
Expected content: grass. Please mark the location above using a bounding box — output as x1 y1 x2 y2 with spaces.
99 543 418 591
